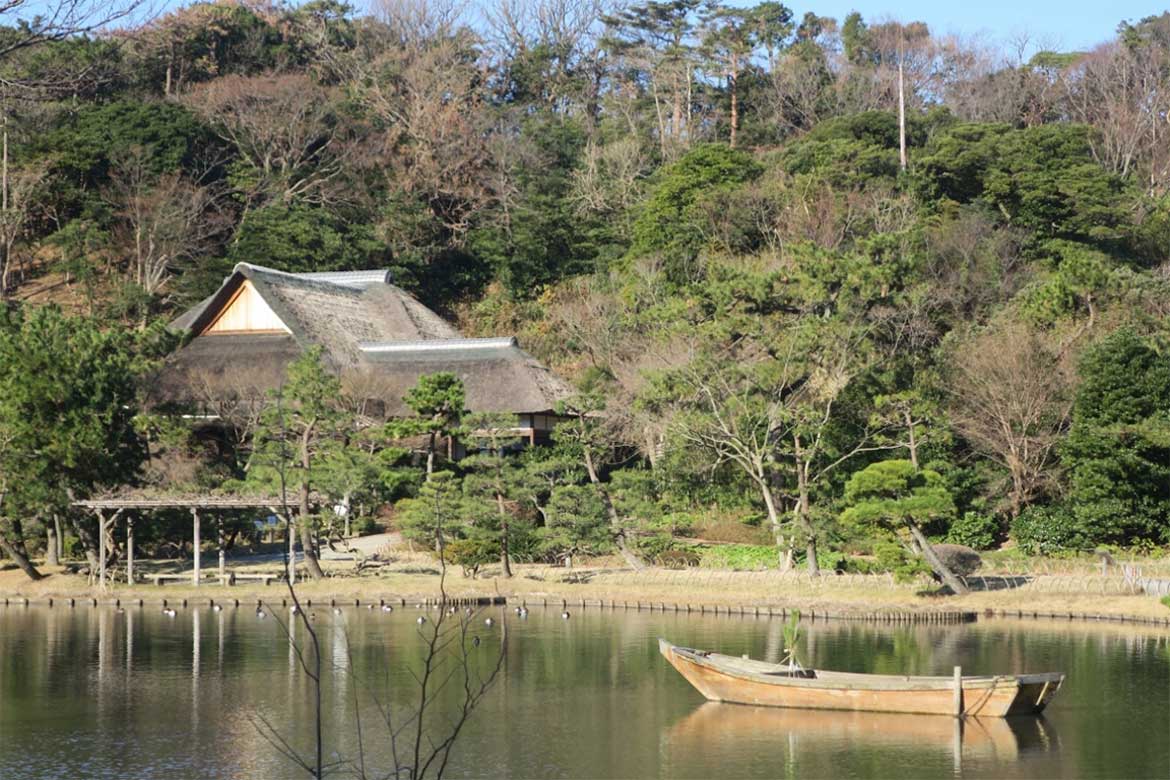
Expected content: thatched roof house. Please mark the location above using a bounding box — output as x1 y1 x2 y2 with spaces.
155 263 573 437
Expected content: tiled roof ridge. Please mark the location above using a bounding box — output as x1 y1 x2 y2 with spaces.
358 337 519 353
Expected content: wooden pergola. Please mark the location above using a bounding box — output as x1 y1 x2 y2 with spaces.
72 495 309 590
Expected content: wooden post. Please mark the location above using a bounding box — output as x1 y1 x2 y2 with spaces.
192 507 201 587
288 513 297 585
217 516 225 582
953 666 963 717
97 509 106 590
952 712 963 774
126 516 134 585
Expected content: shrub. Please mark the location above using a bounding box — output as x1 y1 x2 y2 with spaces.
839 556 884 574
658 548 702 569
816 551 848 572
1161 595 1170 610
946 512 1000 550
658 512 699 536
691 513 775 545
1012 505 1089 555
699 544 780 570
441 537 498 578
931 544 983 577
873 541 932 583
632 532 675 559
629 143 763 279
351 515 382 536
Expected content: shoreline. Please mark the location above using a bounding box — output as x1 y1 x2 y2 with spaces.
3 565 1169 628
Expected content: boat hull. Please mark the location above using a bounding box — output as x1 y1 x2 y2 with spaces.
659 639 1063 718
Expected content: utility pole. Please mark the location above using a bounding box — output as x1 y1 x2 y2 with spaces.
897 55 907 171
3 109 9 213
2 107 8 299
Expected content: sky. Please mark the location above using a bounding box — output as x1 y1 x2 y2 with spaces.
17 0 1169 55
803 0 1168 52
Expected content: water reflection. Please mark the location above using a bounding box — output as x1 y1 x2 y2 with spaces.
0 606 1165 779
667 701 1060 764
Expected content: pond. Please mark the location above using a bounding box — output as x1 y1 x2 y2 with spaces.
0 603 1167 779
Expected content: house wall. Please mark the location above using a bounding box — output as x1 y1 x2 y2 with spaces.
204 280 290 334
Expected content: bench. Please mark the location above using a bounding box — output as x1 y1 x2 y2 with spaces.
150 574 192 586
226 572 283 586
149 571 285 586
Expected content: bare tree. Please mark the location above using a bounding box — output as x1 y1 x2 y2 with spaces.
377 0 468 44
941 33 1067 127
255 451 505 780
105 146 226 302
0 160 46 298
183 73 358 208
948 321 1074 518
484 0 610 120
570 138 649 240
765 41 835 137
329 13 498 238
671 321 895 575
1062 40 1170 193
557 393 647 570
0 0 151 93
187 367 273 474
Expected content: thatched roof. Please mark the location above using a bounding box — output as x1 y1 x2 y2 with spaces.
357 337 574 416
155 264 574 416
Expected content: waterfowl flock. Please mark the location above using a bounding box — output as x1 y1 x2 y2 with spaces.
143 602 578 633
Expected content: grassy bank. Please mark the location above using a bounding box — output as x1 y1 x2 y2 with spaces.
3 555 1169 625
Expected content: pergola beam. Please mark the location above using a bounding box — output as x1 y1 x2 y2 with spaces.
73 494 319 585
126 516 134 585
93 508 124 590
192 507 201 587
74 497 307 510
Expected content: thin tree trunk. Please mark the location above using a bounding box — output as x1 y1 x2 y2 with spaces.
758 476 792 570
1 112 7 300
651 82 668 158
299 425 325 580
904 409 919 470
0 522 42 580
672 83 682 143
1009 467 1025 519
45 517 58 566
68 513 100 572
796 485 819 576
728 54 739 148
54 514 63 560
425 431 436 478
906 521 969 595
793 437 820 575
583 442 644 570
496 490 512 578
585 56 603 140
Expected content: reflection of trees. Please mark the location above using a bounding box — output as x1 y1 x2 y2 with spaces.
3 610 1169 776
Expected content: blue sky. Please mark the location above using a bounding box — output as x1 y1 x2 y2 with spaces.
23 0 1166 54
801 1 1166 52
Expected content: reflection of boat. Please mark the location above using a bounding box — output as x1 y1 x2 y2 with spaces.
668 701 1062 762
659 639 1064 717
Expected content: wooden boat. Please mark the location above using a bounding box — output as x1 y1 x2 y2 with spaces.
659 639 1064 717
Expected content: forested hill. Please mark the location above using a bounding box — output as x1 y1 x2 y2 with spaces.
2 0 1170 555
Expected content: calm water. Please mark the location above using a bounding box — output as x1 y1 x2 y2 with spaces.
0 603 1167 779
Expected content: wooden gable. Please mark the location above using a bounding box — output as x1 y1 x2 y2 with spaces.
201 279 290 335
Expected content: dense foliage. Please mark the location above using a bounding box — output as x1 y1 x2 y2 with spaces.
4 0 1170 576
